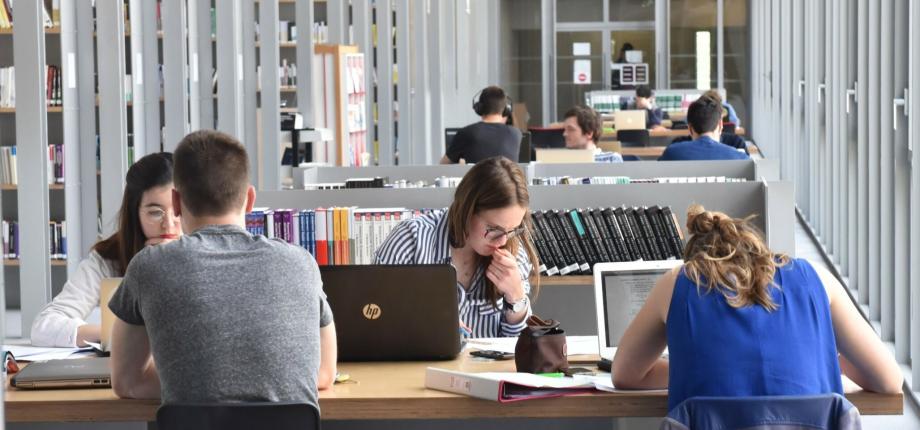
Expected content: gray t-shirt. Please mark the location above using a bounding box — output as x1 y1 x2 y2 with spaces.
109 224 333 407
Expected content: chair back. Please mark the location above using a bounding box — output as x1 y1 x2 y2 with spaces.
157 402 320 430
659 393 861 430
616 129 650 147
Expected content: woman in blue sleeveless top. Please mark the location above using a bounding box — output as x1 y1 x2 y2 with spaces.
612 205 902 411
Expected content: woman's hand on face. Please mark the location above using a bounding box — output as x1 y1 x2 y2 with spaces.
486 248 524 300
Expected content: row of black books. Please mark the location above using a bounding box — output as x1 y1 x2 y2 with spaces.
530 206 684 276
2 220 67 260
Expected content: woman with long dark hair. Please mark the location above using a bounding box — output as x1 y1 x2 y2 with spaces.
31 152 180 347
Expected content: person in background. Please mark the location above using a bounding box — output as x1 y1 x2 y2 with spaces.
375 157 540 338
631 85 668 131
670 90 747 154
612 204 902 410
440 86 522 164
704 89 741 126
562 105 623 163
109 130 337 405
611 43 636 90
31 152 180 347
658 95 749 161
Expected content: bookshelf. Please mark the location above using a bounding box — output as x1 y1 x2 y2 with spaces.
313 44 367 166
255 180 795 334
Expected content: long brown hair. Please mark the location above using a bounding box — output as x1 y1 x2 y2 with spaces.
447 157 541 305
93 152 174 276
682 204 789 311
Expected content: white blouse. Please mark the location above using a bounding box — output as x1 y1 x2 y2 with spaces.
30 251 119 347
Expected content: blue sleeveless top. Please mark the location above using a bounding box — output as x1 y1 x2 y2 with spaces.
666 258 843 411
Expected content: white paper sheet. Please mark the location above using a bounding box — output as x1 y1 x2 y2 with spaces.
4 345 94 362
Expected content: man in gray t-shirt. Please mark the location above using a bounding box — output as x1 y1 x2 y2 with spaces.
109 130 337 409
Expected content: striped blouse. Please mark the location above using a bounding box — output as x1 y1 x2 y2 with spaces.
373 210 533 338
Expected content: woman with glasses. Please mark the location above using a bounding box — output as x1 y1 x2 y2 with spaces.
374 156 540 337
31 152 181 347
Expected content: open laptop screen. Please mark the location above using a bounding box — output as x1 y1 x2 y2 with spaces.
593 261 682 357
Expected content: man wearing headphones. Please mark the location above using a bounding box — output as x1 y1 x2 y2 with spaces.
440 86 522 164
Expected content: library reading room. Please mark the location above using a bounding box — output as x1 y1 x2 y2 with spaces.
0 1 917 429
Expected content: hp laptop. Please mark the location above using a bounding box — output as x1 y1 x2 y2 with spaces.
614 110 648 131
593 260 683 360
11 357 111 389
320 264 461 361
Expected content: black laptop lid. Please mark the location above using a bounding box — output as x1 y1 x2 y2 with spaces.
320 264 461 361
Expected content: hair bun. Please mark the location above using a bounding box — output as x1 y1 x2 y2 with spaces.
686 204 716 235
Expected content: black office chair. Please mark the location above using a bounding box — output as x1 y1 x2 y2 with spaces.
518 131 532 163
616 129 650 147
622 154 641 161
722 122 737 135
157 402 320 430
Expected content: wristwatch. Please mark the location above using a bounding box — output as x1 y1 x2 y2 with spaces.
504 295 529 313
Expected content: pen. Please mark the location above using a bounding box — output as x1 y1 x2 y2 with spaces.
537 372 564 378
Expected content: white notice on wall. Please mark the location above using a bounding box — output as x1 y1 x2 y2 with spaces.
573 60 591 85
573 42 591 56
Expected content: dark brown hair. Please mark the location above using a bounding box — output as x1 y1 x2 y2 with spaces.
173 130 250 217
564 105 602 143
93 152 174 276
687 95 723 135
447 157 541 304
682 204 789 311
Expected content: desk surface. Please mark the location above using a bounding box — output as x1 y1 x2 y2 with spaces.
619 143 761 159
5 353 902 422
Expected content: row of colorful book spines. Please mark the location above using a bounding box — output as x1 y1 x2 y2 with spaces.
529 206 683 276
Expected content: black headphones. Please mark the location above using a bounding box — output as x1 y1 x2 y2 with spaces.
472 87 513 118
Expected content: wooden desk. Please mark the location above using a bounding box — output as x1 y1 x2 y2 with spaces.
5 353 902 422
647 127 746 138
619 143 760 159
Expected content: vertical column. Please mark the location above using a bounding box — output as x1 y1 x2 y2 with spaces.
13 0 52 337
716 0 724 91
191 0 215 130
96 0 129 238
75 0 98 257
427 0 444 160
217 0 245 140
60 0 83 272
241 1 258 184
140 0 161 150
541 0 555 125
162 0 191 150
260 0 281 190
327 0 348 44
867 0 880 319
409 0 431 164
295 0 316 127
878 0 893 337
891 0 910 362
910 0 920 389
376 0 395 165
128 0 148 157
394 0 412 164
857 0 869 305
353 0 374 161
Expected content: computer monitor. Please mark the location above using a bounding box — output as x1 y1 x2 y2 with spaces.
528 127 566 149
444 128 462 153
593 260 683 360
518 131 532 163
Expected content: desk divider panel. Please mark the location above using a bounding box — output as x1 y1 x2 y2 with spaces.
294 159 780 189
256 181 795 335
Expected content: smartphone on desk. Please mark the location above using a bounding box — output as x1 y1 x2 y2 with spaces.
470 350 514 360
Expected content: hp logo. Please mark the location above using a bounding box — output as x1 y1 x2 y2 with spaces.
362 304 382 320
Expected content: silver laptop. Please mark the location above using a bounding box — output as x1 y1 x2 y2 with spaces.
11 357 111 389
593 260 683 360
614 109 648 131
320 264 461 361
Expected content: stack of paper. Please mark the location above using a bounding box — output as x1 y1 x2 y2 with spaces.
4 345 94 362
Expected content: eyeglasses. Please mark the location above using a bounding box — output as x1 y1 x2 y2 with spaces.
141 208 174 225
483 225 526 242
